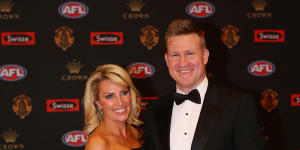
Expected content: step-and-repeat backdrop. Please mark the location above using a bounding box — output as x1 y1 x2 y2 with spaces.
0 0 298 150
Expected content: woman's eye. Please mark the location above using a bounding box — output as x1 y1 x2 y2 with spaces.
121 90 128 95
105 94 113 99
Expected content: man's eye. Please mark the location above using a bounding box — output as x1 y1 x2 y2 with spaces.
187 52 194 55
105 94 113 99
121 90 128 95
171 54 178 57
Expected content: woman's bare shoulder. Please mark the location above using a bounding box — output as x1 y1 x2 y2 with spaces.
85 133 108 150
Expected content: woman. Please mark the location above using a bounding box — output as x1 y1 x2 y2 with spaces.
83 64 143 150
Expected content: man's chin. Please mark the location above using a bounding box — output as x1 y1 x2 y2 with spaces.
177 83 195 90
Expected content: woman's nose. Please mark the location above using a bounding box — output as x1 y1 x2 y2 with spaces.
115 96 124 106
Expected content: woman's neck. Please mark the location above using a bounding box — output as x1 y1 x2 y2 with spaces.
101 119 129 138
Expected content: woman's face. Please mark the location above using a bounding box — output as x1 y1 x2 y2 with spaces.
97 79 132 123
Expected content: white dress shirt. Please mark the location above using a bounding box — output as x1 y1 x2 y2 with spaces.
170 76 208 150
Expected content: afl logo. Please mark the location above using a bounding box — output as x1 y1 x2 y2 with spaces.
0 64 27 82
126 62 155 79
248 60 275 77
58 1 89 19
186 1 215 18
62 130 88 147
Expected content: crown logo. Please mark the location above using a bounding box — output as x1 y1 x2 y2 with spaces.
127 0 144 12
1 128 19 143
65 59 83 74
251 0 268 11
0 0 15 13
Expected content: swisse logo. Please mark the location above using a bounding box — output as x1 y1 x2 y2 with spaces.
254 30 285 42
0 64 27 82
46 99 79 112
127 62 155 79
186 1 215 18
248 60 275 77
1 32 35 45
291 94 300 106
62 130 87 147
90 32 123 45
58 1 89 19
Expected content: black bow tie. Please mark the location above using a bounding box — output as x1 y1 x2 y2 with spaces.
173 89 201 105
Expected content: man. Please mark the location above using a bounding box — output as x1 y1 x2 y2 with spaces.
145 19 265 150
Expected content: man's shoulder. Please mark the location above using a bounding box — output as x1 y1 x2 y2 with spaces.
210 83 254 97
207 83 257 106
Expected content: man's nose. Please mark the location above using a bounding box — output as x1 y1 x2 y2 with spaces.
179 55 188 67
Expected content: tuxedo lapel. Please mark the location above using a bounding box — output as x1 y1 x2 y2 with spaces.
156 93 174 150
191 83 224 150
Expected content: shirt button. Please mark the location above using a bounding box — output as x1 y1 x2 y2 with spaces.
186 113 188 115
184 132 187 135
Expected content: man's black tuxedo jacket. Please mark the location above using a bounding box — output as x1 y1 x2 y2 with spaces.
144 83 265 150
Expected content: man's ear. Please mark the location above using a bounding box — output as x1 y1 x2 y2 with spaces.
164 53 169 67
203 49 209 65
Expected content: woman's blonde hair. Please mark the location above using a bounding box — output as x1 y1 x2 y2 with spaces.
83 64 142 135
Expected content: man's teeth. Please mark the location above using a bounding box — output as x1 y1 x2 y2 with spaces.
115 108 125 113
179 70 191 73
